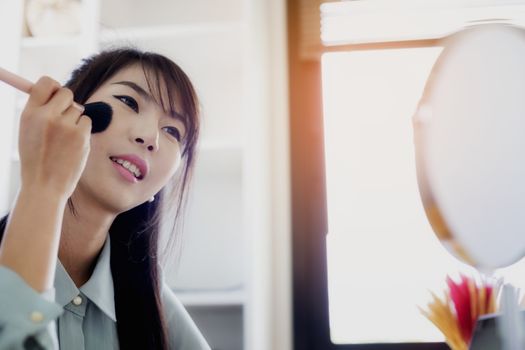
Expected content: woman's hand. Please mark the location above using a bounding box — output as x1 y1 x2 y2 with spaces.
0 76 92 292
18 76 92 199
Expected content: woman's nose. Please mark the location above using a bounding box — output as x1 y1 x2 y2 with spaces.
135 137 157 152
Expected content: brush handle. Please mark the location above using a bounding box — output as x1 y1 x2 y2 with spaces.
0 66 83 110
0 66 33 94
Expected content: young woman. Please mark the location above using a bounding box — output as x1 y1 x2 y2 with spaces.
0 48 210 349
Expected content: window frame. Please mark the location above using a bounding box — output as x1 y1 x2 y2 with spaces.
287 1 449 348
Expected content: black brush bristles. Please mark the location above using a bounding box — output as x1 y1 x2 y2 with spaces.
83 101 113 133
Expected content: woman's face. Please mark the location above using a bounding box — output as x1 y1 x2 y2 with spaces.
76 64 186 213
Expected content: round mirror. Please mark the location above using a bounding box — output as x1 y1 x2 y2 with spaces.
414 23 525 270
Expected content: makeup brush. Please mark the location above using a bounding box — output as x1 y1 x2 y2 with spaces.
0 66 112 133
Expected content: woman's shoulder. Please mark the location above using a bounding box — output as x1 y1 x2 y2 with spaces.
160 282 188 323
160 281 211 350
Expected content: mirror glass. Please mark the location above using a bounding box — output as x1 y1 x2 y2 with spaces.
414 24 525 270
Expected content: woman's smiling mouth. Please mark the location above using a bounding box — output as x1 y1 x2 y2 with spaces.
109 154 148 182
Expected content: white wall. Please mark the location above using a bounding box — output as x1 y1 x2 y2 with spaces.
0 1 22 214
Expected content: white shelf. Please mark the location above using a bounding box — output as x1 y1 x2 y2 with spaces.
174 289 244 307
21 35 82 49
100 22 241 42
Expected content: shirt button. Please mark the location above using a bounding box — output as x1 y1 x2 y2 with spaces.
30 311 44 323
73 295 83 306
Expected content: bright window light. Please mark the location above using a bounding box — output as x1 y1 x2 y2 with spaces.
322 48 525 344
321 1 525 45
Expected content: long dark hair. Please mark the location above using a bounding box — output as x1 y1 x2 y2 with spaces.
0 48 200 349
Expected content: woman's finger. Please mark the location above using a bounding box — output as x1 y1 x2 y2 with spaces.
26 76 61 107
76 114 92 134
60 102 85 125
49 87 77 115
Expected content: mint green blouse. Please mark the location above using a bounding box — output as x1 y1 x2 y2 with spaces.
0 237 210 349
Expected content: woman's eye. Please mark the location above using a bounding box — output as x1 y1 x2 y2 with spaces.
113 95 139 113
163 126 181 142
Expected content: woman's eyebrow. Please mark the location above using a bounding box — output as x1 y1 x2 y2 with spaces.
112 81 153 101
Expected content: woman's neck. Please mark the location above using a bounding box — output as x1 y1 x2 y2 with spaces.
58 190 116 287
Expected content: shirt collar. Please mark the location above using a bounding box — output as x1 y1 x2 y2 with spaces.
54 235 116 322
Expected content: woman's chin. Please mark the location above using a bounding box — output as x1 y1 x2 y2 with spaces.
95 195 139 215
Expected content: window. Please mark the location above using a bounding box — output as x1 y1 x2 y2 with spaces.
323 47 451 344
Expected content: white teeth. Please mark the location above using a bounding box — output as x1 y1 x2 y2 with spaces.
111 157 142 178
